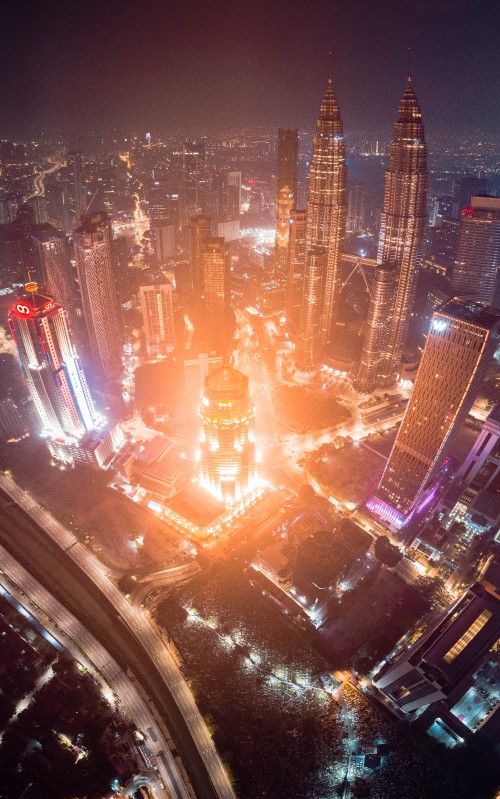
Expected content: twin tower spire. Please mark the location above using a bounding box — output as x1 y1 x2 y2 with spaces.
297 65 428 387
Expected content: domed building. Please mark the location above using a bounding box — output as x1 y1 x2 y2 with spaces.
199 365 257 505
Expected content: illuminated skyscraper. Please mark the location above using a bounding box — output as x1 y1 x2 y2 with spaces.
31 225 74 313
376 76 428 384
190 215 213 300
451 196 500 307
66 151 86 225
370 299 500 528
213 169 241 242
9 291 99 450
355 262 397 392
298 76 347 366
73 212 122 378
347 181 365 233
285 208 307 329
275 129 298 285
182 141 207 224
199 365 256 505
139 281 175 357
202 237 230 355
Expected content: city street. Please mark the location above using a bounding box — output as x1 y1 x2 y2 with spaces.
0 474 236 799
0 543 173 799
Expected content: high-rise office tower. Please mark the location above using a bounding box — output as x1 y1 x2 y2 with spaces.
275 129 299 285
286 209 307 329
190 215 213 300
374 576 500 714
211 170 241 243
199 365 256 505
139 281 175 357
430 195 454 228
9 291 98 447
182 141 206 224
370 299 500 528
347 181 365 233
451 196 500 307
377 76 428 384
298 76 347 366
299 247 328 365
31 225 74 313
202 238 230 355
148 182 176 265
66 151 86 224
355 262 397 392
151 217 175 264
452 174 488 219
212 169 241 243
73 212 123 378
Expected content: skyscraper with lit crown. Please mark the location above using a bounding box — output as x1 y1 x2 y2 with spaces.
199 365 256 505
9 291 99 452
376 76 428 384
298 75 347 367
370 299 500 529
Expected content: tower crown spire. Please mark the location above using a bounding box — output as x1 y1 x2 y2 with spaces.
319 77 341 123
397 77 422 125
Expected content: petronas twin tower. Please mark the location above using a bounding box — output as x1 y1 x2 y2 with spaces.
297 73 428 388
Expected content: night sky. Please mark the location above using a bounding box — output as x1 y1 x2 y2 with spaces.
1 0 499 137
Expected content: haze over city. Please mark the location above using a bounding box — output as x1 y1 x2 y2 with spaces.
0 2 499 799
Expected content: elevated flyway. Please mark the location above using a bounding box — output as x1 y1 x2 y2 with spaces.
0 474 236 799
0 543 174 799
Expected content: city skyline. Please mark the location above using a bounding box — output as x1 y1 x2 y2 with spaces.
0 10 500 799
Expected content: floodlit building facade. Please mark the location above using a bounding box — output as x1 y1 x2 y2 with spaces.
9 292 99 455
370 299 500 528
190 214 213 300
199 365 257 505
451 196 500 307
285 208 307 329
298 77 347 367
139 281 175 357
73 212 123 378
355 262 397 392
202 237 230 355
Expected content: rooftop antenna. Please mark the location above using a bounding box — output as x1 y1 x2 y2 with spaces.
407 47 413 82
328 50 333 85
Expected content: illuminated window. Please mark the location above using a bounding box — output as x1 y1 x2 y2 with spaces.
443 610 492 664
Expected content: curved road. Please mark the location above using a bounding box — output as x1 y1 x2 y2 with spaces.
0 544 172 799
0 474 236 799
26 155 65 200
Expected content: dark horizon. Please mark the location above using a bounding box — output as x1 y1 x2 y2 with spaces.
1 0 499 139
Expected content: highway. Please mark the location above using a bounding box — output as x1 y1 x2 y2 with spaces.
0 474 236 799
26 155 65 200
0 543 173 799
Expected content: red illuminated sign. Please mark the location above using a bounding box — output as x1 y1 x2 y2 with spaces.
16 304 30 315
